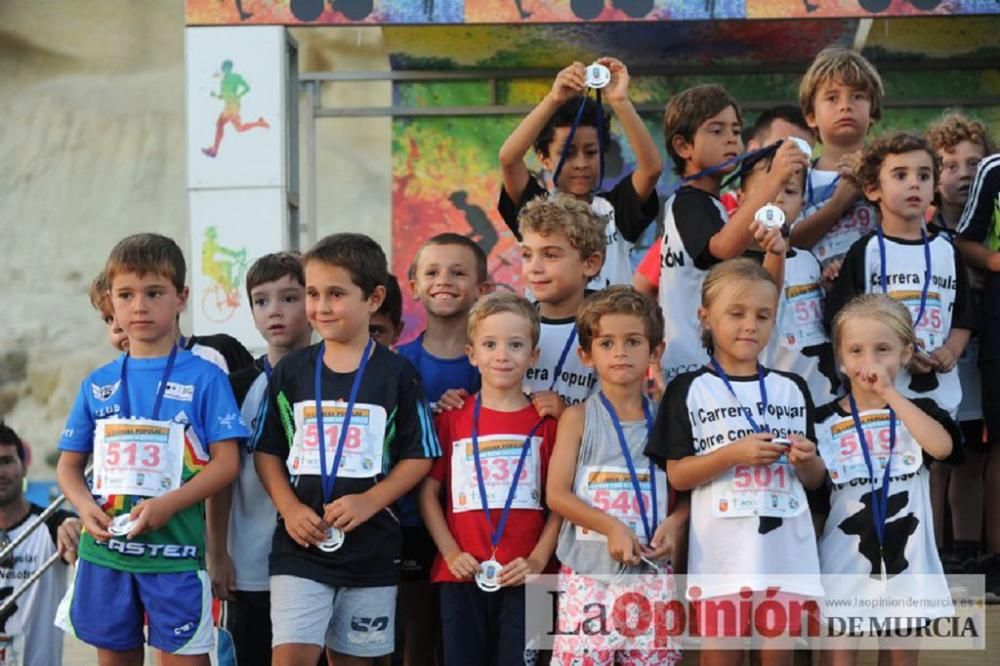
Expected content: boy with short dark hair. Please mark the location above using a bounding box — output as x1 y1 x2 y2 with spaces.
519 195 605 417
206 251 312 666
252 233 439 665
369 273 404 348
791 47 884 269
657 84 808 384
56 233 247 663
499 57 661 290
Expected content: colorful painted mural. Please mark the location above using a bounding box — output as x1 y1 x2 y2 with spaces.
185 0 998 24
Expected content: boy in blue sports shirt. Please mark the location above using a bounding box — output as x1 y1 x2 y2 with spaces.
56 233 247 664
253 233 439 665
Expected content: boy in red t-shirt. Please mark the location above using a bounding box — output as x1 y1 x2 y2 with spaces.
418 292 560 666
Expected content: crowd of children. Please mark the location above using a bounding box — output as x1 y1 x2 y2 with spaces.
44 45 1000 666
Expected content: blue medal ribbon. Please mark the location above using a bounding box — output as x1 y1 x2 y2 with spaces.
551 89 606 194
877 225 931 334
805 161 840 210
547 327 578 393
263 357 273 380
598 393 658 544
119 345 179 420
709 358 769 433
848 395 897 555
314 338 373 503
470 394 546 553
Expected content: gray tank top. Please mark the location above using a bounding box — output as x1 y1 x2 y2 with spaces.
555 393 668 575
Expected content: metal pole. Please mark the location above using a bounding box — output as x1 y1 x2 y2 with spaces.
0 463 91 564
0 551 62 619
304 80 318 248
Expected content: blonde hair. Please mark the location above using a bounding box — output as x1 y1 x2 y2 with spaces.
699 259 777 353
799 48 884 133
925 111 994 156
467 292 541 349
517 194 606 262
831 294 918 356
577 285 665 352
88 271 113 318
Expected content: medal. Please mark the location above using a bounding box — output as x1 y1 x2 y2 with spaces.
318 526 345 553
108 514 137 537
585 63 611 89
475 558 503 592
314 338 374 554
754 203 785 230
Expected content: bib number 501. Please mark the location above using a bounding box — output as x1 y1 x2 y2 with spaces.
733 465 787 490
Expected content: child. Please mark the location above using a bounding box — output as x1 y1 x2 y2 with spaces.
791 47 884 272
206 252 312 666
547 286 684 663
735 147 842 406
925 113 993 570
498 57 661 290
826 133 978 419
658 84 808 383
251 233 439 665
650 259 824 656
955 151 1000 587
815 294 960 662
55 233 247 663
397 233 489 663
418 292 560 665
369 272 404 348
519 195 605 415
89 271 129 353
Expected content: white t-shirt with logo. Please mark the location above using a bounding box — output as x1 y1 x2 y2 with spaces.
795 167 879 267
523 316 598 407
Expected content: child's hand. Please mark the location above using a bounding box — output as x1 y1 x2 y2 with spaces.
435 388 469 413
853 363 896 397
599 57 630 105
531 391 567 419
836 151 863 181
787 434 818 468
607 521 641 566
324 493 380 532
821 258 843 290
908 350 938 375
499 556 544 587
281 501 327 548
751 220 787 256
728 432 786 467
929 346 957 373
551 62 586 104
79 503 112 542
769 140 810 185
641 519 678 563
444 550 480 581
208 550 237 601
127 496 177 538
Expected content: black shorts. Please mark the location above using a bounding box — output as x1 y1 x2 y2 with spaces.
399 526 438 582
983 361 1000 446
224 591 272 666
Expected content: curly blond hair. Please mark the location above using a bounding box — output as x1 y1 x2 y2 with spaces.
517 194 606 262
467 292 540 348
925 111 994 156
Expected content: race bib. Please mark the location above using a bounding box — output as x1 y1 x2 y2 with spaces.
819 412 921 486
711 461 807 518
888 290 945 351
814 202 877 264
93 418 185 497
287 401 387 478
779 281 826 350
576 465 666 541
451 434 542 514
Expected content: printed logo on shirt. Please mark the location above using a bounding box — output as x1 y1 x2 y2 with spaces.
218 412 242 429
163 382 195 402
174 410 191 425
91 380 121 401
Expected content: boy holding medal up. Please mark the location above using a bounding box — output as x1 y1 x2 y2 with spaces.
418 292 560 666
56 233 248 664
252 233 439 665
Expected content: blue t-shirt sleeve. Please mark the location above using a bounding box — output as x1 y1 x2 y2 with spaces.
58 378 96 453
199 370 252 445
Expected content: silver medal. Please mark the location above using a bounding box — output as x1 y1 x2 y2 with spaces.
475 558 502 592
754 203 786 230
788 136 812 158
108 514 137 537
585 63 611 89
318 526 345 553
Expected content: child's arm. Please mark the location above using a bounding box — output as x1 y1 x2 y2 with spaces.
643 493 689 562
755 221 787 289
602 57 661 200
206 486 235 600
531 391 568 420
498 63 585 207
790 152 863 250
666 432 786 491
324 458 433 532
955 238 1000 272
254 451 327 547
788 434 826 490
930 328 971 374
128 440 239 538
56 451 113 541
709 142 810 260
501 510 561 588
418 476 480 580
546 405 641 565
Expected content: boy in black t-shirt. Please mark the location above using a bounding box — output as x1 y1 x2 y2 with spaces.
252 233 440 665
